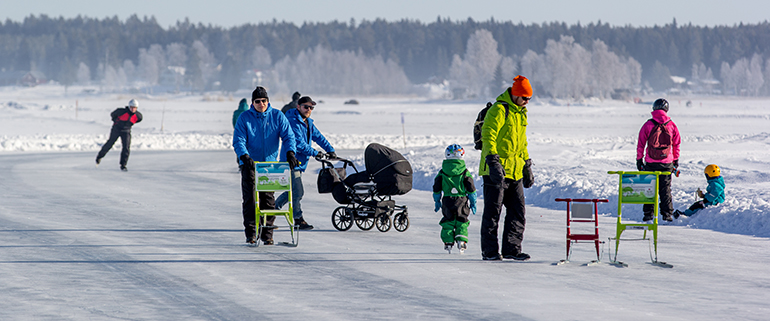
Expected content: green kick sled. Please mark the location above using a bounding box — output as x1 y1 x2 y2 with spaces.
607 170 673 268
254 161 298 247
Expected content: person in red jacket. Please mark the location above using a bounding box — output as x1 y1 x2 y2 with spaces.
636 98 681 222
96 99 143 171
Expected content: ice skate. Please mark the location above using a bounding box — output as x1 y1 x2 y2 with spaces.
444 243 453 254
456 240 467 254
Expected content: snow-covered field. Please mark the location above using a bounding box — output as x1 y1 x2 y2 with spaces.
1 84 769 320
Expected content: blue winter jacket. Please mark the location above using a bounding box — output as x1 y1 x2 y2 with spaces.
233 104 296 164
704 176 726 205
279 108 335 172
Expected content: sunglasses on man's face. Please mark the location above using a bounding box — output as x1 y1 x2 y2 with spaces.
521 97 531 102
301 104 315 110
253 99 268 104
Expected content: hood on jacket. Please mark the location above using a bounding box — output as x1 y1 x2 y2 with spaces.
238 99 249 112
651 109 671 123
442 159 467 176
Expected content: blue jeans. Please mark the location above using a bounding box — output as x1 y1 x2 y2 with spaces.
275 170 304 220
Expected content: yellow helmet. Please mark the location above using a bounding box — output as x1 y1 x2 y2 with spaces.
704 164 721 178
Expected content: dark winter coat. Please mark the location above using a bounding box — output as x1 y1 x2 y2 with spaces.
279 108 334 172
233 104 296 164
111 107 142 132
281 96 300 114
232 98 249 128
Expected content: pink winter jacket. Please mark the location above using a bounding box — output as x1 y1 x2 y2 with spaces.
636 109 681 163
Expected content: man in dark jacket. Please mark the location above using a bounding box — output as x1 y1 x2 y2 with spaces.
281 91 301 114
96 99 143 171
234 86 298 245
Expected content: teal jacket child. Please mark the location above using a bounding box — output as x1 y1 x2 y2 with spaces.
675 164 726 218
433 150 477 247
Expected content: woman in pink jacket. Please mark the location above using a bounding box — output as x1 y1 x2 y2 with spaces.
636 98 681 222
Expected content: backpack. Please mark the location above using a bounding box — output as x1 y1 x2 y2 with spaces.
473 102 509 150
646 119 673 160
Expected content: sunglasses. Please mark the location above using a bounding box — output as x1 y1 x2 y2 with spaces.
300 104 315 110
253 98 268 104
521 97 531 102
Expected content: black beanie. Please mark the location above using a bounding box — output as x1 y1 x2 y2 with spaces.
252 86 269 101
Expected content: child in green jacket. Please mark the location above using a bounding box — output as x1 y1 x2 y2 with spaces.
433 144 477 254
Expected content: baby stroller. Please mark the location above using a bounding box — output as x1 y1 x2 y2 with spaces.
316 143 412 232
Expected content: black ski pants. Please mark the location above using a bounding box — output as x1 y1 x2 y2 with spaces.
97 127 131 166
642 162 674 218
480 176 526 257
240 163 276 241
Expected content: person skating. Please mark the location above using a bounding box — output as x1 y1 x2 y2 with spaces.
433 144 477 254
636 98 681 222
275 96 336 230
478 75 536 261
95 99 143 171
233 86 298 245
674 164 725 218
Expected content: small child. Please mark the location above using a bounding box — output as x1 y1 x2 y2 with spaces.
674 164 725 218
433 144 477 254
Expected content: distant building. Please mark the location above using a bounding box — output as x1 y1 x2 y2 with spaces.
0 71 48 87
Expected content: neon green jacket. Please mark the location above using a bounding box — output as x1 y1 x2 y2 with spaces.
478 88 529 180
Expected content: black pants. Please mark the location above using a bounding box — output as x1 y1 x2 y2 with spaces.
480 176 526 257
240 164 276 241
642 162 674 218
97 127 131 166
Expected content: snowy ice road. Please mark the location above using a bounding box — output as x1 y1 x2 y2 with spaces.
1 150 769 320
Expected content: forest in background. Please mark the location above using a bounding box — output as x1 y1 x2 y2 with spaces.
2 14 770 97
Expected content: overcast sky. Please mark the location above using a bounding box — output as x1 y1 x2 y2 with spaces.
5 0 768 28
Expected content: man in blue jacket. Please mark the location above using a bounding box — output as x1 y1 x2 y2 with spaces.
276 96 336 230
233 86 298 245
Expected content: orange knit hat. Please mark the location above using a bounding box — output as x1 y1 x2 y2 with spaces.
510 75 533 97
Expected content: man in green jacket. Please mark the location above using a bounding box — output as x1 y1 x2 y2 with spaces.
478 75 535 261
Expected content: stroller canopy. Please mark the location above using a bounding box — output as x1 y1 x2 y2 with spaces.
364 143 413 195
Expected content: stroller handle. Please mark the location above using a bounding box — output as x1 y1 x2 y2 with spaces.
316 155 359 173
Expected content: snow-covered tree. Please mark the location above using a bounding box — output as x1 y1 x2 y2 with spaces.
165 43 187 67
137 48 159 85
448 29 501 98
251 46 272 70
748 53 764 96
76 62 90 85
272 45 410 95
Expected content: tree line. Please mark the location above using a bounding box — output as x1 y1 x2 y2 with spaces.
2 14 770 96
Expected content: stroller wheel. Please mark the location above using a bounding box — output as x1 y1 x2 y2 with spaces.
331 206 353 231
375 214 392 232
393 212 409 232
355 216 374 230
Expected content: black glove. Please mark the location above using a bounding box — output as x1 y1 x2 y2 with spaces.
636 159 644 171
522 159 534 188
485 154 505 185
240 154 254 169
326 151 337 159
673 159 679 168
286 151 299 168
314 150 326 161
